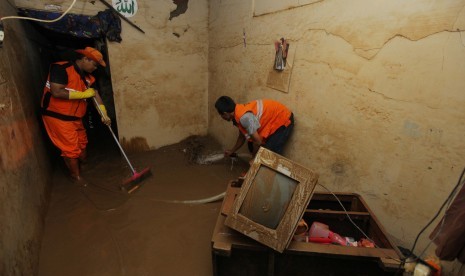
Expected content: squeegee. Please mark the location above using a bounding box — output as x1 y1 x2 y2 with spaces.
92 98 152 193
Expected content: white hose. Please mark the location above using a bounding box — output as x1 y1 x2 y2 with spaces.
137 152 250 204
1 0 77 23
196 152 251 165
156 192 226 204
196 153 225 164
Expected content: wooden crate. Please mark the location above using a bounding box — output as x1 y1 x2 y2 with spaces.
211 181 404 276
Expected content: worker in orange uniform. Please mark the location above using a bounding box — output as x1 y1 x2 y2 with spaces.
41 47 111 182
215 96 294 157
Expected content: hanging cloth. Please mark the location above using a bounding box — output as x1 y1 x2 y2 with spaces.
274 38 289 71
18 8 122 42
429 181 465 263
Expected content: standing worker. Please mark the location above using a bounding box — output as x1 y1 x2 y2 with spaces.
41 47 111 182
215 96 294 157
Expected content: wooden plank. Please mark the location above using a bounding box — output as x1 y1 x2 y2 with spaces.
267 251 275 276
309 193 369 212
213 187 403 261
286 242 399 259
379 257 403 270
221 186 240 216
304 209 370 217
310 192 359 202
213 241 232 253
212 208 266 255
358 196 403 257
351 196 360 211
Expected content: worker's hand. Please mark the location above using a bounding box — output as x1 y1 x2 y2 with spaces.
224 150 235 157
98 104 111 125
68 88 96 100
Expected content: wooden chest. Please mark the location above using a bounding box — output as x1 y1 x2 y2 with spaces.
211 182 404 276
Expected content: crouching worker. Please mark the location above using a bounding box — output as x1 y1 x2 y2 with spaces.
214 96 294 158
41 47 111 182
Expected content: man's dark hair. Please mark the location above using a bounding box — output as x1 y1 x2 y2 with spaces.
215 96 236 114
74 53 86 62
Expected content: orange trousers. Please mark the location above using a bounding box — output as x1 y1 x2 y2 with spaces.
42 116 87 159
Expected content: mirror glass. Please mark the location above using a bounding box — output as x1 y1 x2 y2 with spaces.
239 165 299 229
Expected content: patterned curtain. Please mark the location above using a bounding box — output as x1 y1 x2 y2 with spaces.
18 8 122 42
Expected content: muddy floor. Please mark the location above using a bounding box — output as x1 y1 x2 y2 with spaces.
38 135 250 276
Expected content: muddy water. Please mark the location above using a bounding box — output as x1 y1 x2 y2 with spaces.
38 136 250 276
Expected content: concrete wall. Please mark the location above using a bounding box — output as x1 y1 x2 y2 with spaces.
109 0 209 151
0 1 52 275
208 0 465 273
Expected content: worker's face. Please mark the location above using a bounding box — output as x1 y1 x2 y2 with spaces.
220 112 232 121
82 57 98 73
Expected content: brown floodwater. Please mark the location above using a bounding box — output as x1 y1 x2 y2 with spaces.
38 135 250 276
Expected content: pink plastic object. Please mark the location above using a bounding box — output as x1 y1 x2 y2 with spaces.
329 232 347 246
309 222 330 238
308 237 332 244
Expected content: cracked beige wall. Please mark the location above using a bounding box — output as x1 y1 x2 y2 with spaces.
208 0 465 271
109 0 209 151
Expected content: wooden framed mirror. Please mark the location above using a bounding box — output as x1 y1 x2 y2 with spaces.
224 147 318 252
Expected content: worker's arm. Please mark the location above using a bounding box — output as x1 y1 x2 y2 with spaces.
49 82 70 99
93 89 111 126
94 89 104 105
250 131 263 147
49 82 95 100
237 112 263 153
225 131 246 157
48 64 95 99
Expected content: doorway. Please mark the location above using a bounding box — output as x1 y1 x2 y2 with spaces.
32 22 119 159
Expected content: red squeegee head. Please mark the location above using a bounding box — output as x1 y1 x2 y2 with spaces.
121 167 152 193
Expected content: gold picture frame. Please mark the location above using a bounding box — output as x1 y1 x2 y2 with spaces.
224 147 318 252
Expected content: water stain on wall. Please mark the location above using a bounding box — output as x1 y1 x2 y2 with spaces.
151 89 205 129
402 120 422 138
331 161 345 175
121 136 150 153
0 118 35 171
353 101 391 122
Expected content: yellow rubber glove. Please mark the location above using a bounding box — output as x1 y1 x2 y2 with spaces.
99 104 111 125
68 88 96 100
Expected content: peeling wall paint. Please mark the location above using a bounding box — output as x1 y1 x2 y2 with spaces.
170 0 189 21
208 1 465 273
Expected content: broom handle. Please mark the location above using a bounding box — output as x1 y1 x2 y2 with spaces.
92 97 136 175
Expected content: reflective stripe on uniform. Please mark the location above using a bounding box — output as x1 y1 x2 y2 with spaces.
256 99 263 121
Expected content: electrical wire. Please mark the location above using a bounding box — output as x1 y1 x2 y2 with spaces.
317 182 404 265
394 167 465 274
317 183 377 247
0 0 77 23
409 167 465 256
